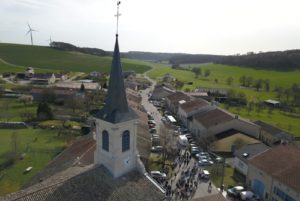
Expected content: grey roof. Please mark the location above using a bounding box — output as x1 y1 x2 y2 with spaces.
234 143 270 163
254 120 294 142
1 165 165 201
96 35 137 123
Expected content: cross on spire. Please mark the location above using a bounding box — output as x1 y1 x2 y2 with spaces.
115 1 121 36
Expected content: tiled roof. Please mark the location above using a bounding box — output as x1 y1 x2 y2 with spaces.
194 109 233 128
1 165 165 201
23 134 96 188
191 194 228 201
254 120 293 142
249 144 300 193
166 92 191 105
234 143 270 163
179 99 209 113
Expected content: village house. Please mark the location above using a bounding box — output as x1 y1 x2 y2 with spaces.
30 88 77 102
254 120 294 146
162 73 175 82
233 143 269 182
149 84 174 101
190 108 260 139
177 98 213 128
165 91 192 114
31 73 56 85
247 144 300 201
55 81 101 91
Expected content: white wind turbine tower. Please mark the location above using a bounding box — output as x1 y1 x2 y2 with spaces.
46 36 52 46
26 23 37 45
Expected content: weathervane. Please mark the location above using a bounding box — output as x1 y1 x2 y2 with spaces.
115 1 121 36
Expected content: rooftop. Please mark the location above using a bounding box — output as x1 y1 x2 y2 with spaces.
234 143 270 163
179 99 209 113
166 91 191 105
249 144 300 193
254 120 294 142
194 108 233 128
2 165 165 201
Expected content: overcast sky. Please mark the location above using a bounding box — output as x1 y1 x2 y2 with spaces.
1 0 300 55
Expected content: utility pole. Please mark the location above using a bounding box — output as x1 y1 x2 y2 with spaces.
220 157 226 188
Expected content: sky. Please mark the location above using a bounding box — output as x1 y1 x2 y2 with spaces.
1 0 300 55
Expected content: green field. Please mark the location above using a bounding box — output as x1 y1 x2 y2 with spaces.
147 63 300 99
0 98 37 122
0 43 151 73
147 63 300 136
0 128 65 195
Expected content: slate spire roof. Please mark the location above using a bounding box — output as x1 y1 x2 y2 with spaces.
96 35 137 123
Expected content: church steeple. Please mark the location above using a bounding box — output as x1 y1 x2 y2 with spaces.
96 35 137 123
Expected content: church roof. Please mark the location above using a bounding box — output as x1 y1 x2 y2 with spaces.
96 35 137 123
1 165 165 201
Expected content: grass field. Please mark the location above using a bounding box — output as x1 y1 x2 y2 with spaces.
0 128 65 195
221 104 300 137
0 98 36 122
0 43 151 73
147 63 300 136
147 63 300 100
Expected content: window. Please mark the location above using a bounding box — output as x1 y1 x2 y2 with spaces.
122 130 130 152
102 130 109 152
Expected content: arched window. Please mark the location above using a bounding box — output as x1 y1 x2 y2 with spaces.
102 130 109 151
122 130 130 152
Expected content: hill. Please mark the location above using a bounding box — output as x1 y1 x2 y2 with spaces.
216 50 300 71
0 43 151 74
168 50 300 71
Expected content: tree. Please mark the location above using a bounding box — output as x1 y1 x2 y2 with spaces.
204 69 211 77
226 77 234 85
239 76 246 86
37 102 53 120
18 95 33 105
175 80 184 90
284 88 292 101
253 79 263 91
19 111 35 122
245 76 253 87
191 67 201 78
246 101 254 114
275 86 284 101
264 79 270 91
214 78 218 84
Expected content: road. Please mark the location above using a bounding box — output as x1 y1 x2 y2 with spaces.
141 74 224 200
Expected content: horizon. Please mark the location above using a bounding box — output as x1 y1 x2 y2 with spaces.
1 0 300 55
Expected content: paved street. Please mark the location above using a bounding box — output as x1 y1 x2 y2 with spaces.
141 75 224 201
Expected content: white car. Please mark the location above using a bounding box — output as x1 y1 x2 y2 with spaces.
198 159 214 166
150 171 166 179
240 191 260 201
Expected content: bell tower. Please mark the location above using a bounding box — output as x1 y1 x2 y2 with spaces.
94 2 138 177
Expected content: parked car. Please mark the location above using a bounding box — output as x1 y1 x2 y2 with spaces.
151 146 163 153
149 128 157 133
198 159 214 166
191 148 200 155
240 191 260 201
227 186 245 197
150 171 166 179
148 120 156 125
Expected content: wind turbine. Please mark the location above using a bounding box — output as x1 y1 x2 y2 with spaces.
26 23 37 45
46 36 52 46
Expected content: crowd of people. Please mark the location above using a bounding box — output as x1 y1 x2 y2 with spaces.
163 149 213 201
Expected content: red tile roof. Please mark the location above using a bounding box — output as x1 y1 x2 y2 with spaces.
179 99 209 113
166 91 191 104
194 109 233 128
249 144 300 193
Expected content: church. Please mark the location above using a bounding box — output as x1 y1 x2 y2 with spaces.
1 10 166 201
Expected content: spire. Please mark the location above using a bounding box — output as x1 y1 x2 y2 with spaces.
96 35 137 123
